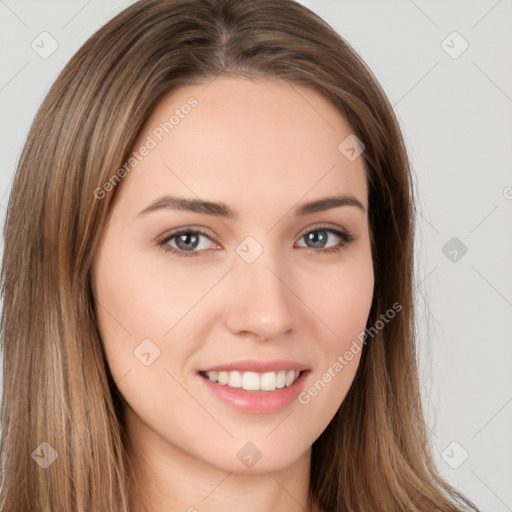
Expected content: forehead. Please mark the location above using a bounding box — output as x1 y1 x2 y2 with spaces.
114 76 368 218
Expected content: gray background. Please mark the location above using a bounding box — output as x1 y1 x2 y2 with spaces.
1 1 511 510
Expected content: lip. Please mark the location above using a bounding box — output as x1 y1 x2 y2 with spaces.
198 359 310 373
197 368 311 414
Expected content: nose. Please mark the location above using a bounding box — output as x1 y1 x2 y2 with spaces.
224 254 295 341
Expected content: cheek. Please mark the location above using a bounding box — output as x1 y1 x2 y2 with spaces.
92 242 212 425
303 251 374 353
94 237 216 339
294 254 373 432
92 235 215 385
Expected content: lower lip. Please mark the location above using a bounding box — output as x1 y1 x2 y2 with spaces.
198 371 310 414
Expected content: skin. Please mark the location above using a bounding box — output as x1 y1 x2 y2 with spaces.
92 76 374 512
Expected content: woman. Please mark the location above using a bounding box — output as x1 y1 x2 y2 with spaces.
0 0 481 511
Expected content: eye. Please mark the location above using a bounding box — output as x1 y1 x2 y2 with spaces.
157 228 219 257
156 224 356 258
295 225 356 255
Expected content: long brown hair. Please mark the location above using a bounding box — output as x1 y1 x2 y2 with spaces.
0 0 480 510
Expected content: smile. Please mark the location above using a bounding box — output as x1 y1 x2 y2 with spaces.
200 370 302 391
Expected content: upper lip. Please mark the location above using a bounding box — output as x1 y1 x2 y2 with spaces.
199 359 310 373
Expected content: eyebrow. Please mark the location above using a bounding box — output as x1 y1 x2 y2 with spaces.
137 193 365 218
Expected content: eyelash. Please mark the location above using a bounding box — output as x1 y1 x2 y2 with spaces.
156 224 356 258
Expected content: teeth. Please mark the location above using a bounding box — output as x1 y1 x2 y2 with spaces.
228 370 242 388
204 369 302 391
276 370 286 389
242 371 260 390
285 370 295 386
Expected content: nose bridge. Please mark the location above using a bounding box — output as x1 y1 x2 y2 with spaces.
224 243 295 339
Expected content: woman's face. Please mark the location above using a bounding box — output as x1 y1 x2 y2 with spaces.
92 76 374 474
